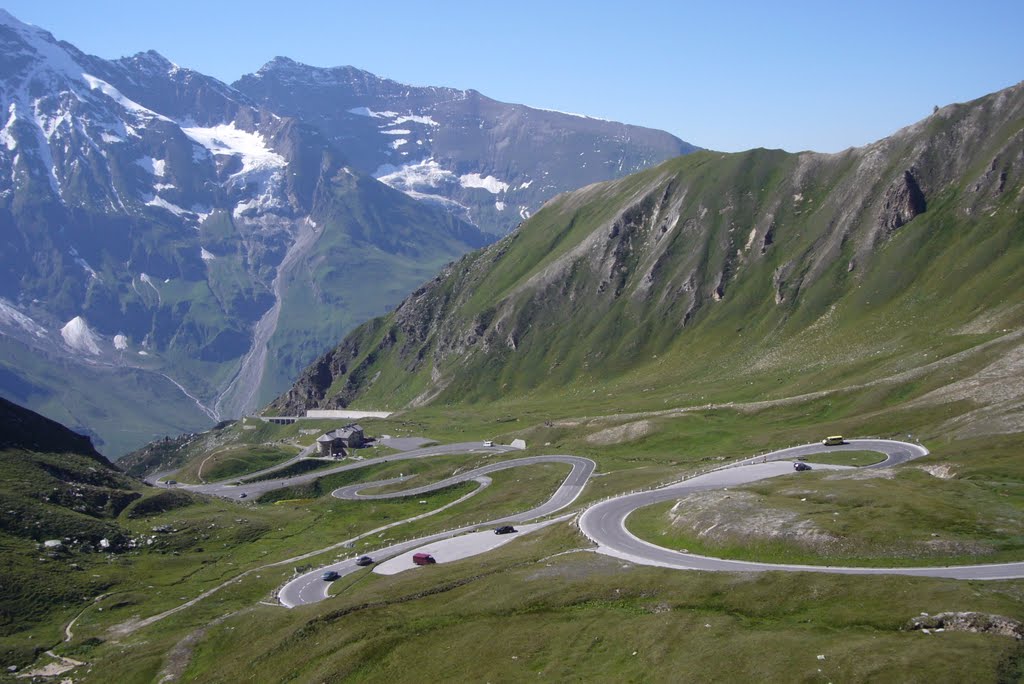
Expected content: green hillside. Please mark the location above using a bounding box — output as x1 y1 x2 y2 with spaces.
271 82 1024 436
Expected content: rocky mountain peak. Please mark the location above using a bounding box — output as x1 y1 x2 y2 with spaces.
235 61 696 236
119 49 179 76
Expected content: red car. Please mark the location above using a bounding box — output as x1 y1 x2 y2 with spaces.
413 553 436 565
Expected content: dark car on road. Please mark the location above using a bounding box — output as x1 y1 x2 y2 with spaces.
322 570 340 581
355 556 374 566
494 525 517 535
793 462 812 471
238 492 247 498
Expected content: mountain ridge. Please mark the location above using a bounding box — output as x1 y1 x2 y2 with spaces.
269 80 1024 431
234 56 697 235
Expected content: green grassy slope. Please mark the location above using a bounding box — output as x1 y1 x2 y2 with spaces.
270 82 1024 427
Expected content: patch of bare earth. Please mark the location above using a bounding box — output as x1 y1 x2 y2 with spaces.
918 464 958 479
667 491 837 549
666 489 994 559
16 651 85 679
585 420 654 445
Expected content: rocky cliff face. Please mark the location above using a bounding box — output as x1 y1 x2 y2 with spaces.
271 81 1024 418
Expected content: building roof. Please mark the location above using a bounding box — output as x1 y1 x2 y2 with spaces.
318 424 364 442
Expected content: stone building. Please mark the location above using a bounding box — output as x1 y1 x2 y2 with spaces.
316 424 365 457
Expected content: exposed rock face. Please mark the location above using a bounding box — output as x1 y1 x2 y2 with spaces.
879 169 927 231
906 612 1024 639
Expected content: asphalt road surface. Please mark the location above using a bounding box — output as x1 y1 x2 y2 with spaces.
373 522 555 575
174 441 519 499
579 439 1024 580
180 435 1024 608
278 454 595 607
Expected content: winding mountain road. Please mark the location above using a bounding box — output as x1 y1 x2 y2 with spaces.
175 440 519 499
580 439 1024 580
277 438 1024 607
166 435 1024 611
278 454 595 607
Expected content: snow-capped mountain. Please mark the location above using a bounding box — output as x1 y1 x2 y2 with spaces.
0 10 694 456
0 10 487 455
235 58 697 235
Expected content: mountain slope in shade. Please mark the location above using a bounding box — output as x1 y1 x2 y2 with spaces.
271 81 1024 440
235 57 697 236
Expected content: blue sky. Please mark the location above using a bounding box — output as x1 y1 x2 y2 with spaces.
10 1 1024 152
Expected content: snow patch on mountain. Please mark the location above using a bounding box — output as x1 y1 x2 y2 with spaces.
460 173 509 194
201 247 216 261
181 123 285 176
60 316 102 356
375 158 455 193
113 333 128 351
0 105 16 150
82 74 172 122
183 122 287 219
495 201 505 211
381 129 411 135
232 186 286 218
145 194 190 217
348 106 398 118
401 191 471 214
347 107 439 127
0 298 47 338
528 105 611 122
393 114 439 126
135 156 166 176
389 138 407 149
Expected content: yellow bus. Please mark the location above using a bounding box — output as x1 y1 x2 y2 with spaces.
822 435 845 446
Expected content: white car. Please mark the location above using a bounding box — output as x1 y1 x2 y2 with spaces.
483 440 494 447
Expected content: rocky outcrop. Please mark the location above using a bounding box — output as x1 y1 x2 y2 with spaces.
879 169 927 231
906 612 1024 639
